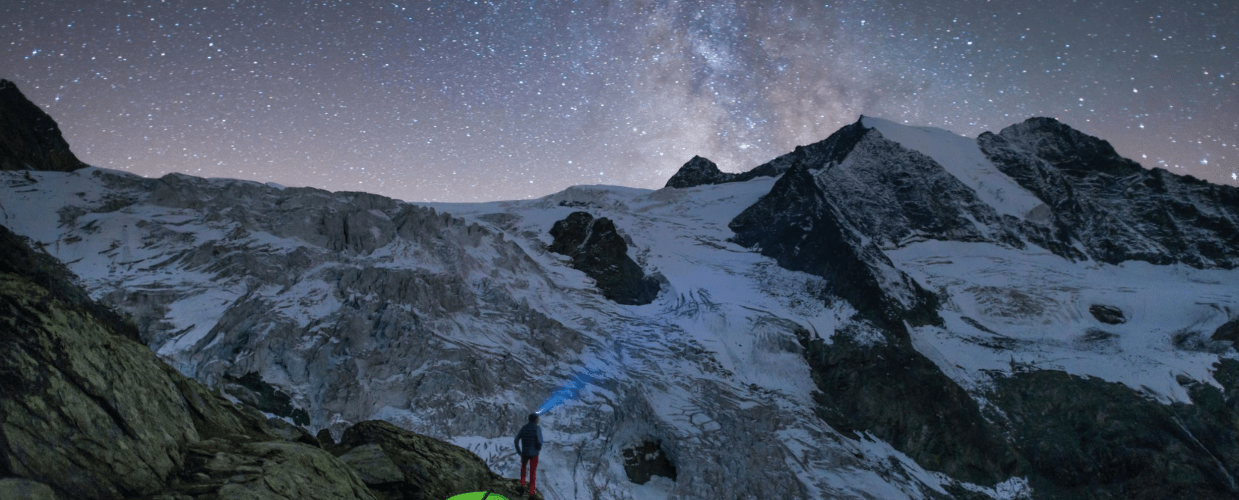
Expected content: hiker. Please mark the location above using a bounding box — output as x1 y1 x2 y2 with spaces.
514 413 544 496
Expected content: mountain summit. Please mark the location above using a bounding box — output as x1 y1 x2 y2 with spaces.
0 79 86 172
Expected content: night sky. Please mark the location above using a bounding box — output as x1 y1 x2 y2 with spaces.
3 1 1236 202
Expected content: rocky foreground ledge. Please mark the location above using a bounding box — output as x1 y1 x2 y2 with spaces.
0 223 537 500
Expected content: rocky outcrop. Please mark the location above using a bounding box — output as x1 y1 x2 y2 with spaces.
328 420 538 500
549 211 659 305
1089 304 1126 325
0 79 86 172
728 126 941 325
980 117 1239 269
797 327 1017 486
663 155 790 189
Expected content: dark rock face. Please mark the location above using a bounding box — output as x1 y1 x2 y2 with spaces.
1213 318 1239 344
0 79 86 172
549 211 659 305
991 117 1144 177
797 327 1017 486
622 440 677 485
980 117 1239 269
329 420 538 500
1089 304 1126 325
993 369 1239 500
728 125 941 326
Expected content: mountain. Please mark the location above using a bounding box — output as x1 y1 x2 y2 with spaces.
3 81 1239 499
0 79 86 172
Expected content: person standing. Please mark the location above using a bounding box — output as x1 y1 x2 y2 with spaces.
514 413 543 496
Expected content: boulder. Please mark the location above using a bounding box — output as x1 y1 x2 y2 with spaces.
1089 304 1126 325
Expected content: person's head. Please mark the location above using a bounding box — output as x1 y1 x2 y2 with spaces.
528 413 539 424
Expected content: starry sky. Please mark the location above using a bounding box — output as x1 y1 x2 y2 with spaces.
3 0 1236 202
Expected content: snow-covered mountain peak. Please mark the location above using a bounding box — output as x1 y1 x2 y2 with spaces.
990 116 1144 177
858 115 1048 221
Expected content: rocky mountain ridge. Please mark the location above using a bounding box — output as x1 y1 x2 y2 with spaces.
0 79 85 172
4 77 1239 499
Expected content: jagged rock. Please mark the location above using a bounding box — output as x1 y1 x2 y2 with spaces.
0 479 58 500
332 420 538 500
549 211 659 305
980 117 1239 269
663 154 796 189
0 79 86 172
1089 304 1126 325
622 441 677 485
317 428 337 447
991 117 1144 177
265 417 322 447
665 120 875 190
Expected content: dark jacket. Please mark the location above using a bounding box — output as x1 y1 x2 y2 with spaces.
514 422 543 457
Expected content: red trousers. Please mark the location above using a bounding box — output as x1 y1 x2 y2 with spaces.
520 455 539 493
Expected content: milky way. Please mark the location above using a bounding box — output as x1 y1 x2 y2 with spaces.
3 0 1236 202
